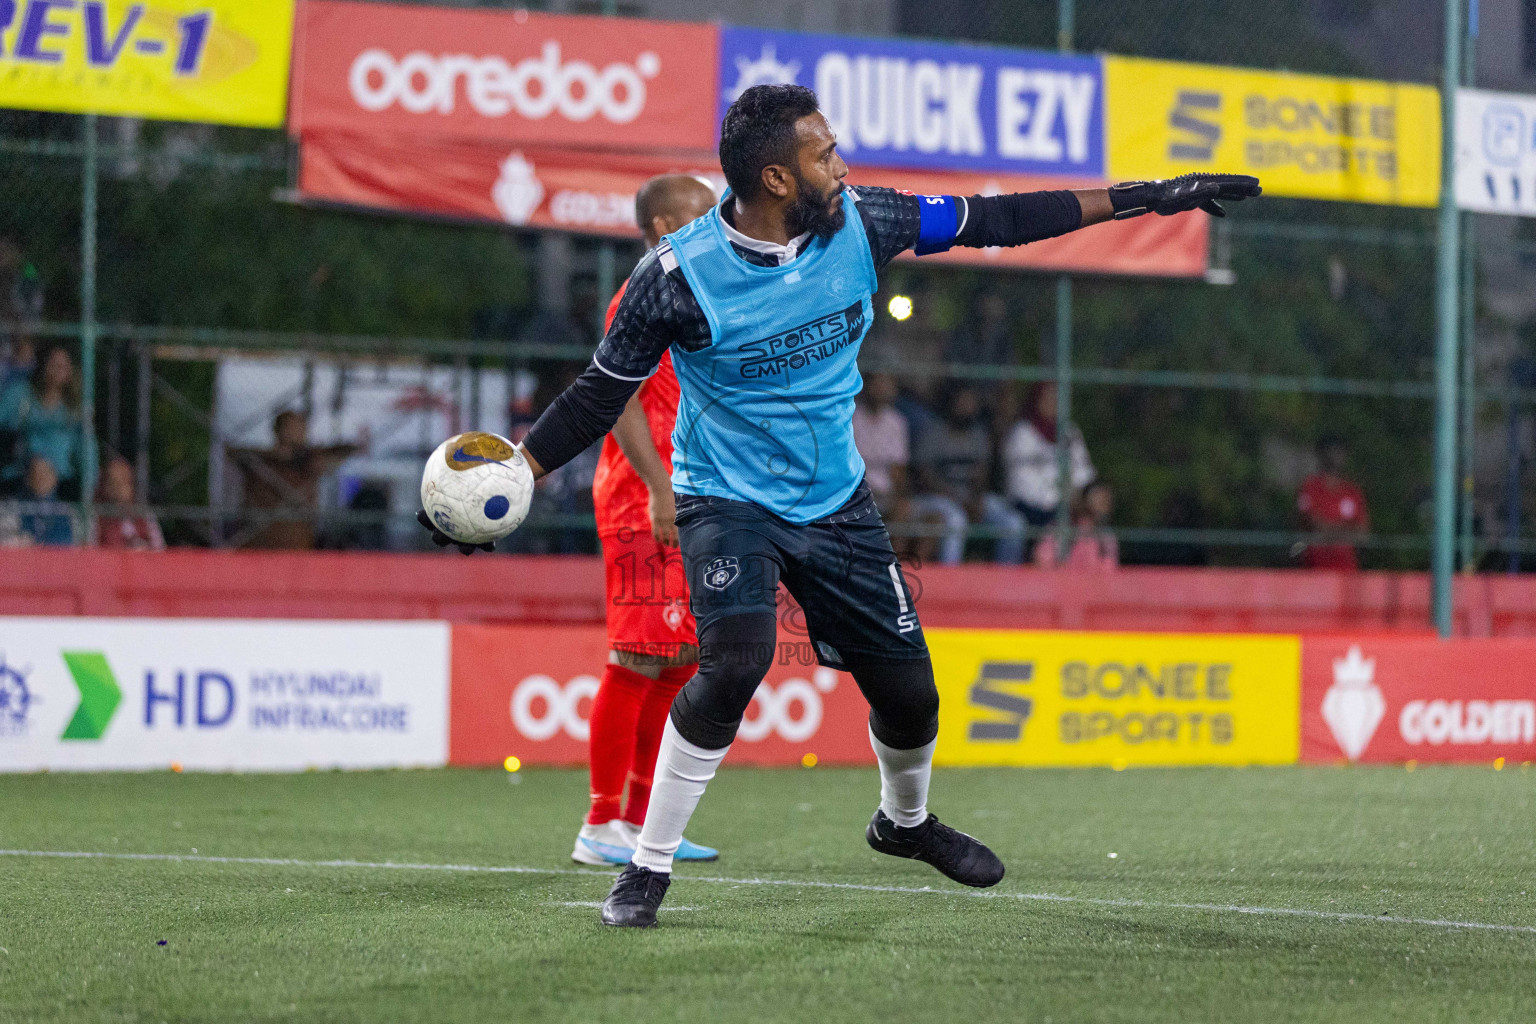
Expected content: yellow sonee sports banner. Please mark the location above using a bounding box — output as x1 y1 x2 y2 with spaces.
0 0 293 127
1105 55 1440 207
930 629 1300 767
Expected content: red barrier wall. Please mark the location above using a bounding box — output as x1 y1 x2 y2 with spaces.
8 547 1536 635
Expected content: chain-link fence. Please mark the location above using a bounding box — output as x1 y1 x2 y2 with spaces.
2 0 1533 570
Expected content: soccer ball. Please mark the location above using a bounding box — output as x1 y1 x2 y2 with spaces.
420 431 534 545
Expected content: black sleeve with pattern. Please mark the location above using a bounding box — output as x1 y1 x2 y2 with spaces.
850 185 923 271
593 246 710 377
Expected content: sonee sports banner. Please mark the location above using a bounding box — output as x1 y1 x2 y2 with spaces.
0 0 294 126
1104 55 1441 207
929 629 1301 768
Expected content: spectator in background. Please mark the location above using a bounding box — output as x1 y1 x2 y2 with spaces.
0 455 75 547
910 384 1025 565
229 409 364 550
0 345 84 499
852 372 910 517
1 333 35 390
1003 382 1095 531
0 235 44 334
94 455 164 551
1034 482 1118 570
1297 435 1369 570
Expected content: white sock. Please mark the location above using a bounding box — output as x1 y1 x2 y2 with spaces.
630 718 730 873
869 726 934 828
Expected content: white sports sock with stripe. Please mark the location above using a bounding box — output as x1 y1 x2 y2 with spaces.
630 718 730 873
870 727 935 828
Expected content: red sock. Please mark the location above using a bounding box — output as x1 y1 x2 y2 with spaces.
623 663 696 827
586 662 650 826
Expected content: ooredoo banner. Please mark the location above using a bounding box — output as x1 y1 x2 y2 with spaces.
0 617 449 771
0 0 294 126
930 628 1300 767
449 624 874 766
289 1 717 152
298 132 1208 276
1302 637 1536 764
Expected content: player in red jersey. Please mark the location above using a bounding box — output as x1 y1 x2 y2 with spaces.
573 174 722 865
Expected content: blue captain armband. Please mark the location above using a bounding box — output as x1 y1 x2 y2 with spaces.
913 194 961 255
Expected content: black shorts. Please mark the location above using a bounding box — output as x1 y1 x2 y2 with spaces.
674 481 928 668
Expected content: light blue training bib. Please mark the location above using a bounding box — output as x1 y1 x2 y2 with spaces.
664 192 879 524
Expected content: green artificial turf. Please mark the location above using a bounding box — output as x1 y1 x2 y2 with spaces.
0 765 1532 1023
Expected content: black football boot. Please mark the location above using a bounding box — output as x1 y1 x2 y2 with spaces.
866 809 1006 888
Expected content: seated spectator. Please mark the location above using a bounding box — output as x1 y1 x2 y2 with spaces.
228 410 363 550
1034 482 1119 570
909 384 1024 565
1297 436 1369 570
95 455 164 550
1003 382 1095 530
852 372 910 517
1 333 35 390
0 455 76 547
0 345 84 498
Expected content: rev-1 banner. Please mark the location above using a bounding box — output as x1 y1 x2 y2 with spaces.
297 131 1208 278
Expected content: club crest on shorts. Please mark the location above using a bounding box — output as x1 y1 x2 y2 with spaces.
702 556 740 591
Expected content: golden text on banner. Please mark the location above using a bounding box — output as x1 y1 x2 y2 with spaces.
930 629 1300 767
1105 55 1440 207
0 0 294 126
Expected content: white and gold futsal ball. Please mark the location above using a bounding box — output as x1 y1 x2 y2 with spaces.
420 431 534 545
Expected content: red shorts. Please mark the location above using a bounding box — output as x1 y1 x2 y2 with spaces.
600 527 697 657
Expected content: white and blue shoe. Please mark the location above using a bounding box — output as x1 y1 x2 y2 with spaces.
674 836 719 862
572 820 635 866
571 820 720 865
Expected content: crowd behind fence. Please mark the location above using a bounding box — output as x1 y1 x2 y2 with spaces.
3 0 1535 571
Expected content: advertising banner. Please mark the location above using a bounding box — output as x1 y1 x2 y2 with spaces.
0 0 294 127
1105 56 1440 207
930 629 1300 767
449 624 874 766
299 131 1208 276
1454 88 1536 217
289 1 717 152
718 27 1105 179
1302 637 1536 764
0 618 449 771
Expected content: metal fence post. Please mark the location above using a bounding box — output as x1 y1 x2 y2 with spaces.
1052 0 1076 561
1431 0 1463 634
80 113 100 518
1054 275 1073 556
1458 2 1478 574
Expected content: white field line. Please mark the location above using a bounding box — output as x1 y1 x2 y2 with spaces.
3 848 1533 937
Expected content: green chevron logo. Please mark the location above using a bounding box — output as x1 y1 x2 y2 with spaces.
60 651 121 741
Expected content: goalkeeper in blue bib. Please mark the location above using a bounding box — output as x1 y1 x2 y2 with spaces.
434 84 1259 927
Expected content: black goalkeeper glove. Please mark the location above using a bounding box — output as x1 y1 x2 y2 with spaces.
1108 173 1261 219
416 509 495 555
